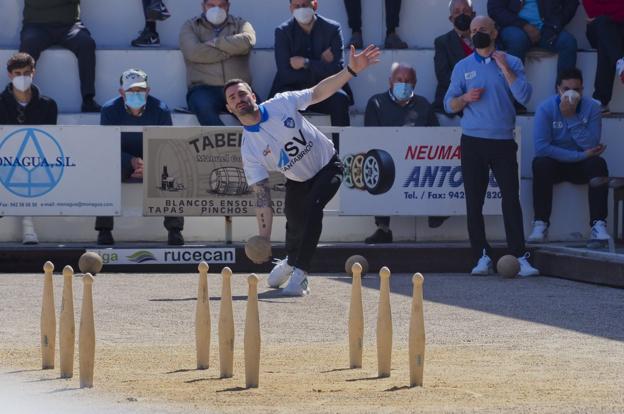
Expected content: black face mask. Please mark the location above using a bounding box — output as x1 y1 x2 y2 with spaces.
472 31 492 49
453 14 472 32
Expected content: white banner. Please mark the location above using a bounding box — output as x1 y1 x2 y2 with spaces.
93 247 236 266
0 126 121 216
339 127 520 216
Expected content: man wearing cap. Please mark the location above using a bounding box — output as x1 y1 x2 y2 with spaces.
95 69 185 245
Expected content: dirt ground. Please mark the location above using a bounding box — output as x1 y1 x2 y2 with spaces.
1 271 624 413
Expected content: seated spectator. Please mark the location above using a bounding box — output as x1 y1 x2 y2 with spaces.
363 63 439 244
131 0 171 47
95 69 184 246
433 0 475 116
179 0 256 126
19 0 100 112
583 0 624 114
0 52 57 245
529 68 609 243
271 0 352 150
344 0 407 49
488 0 578 74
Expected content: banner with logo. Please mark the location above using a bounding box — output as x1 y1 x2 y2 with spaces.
0 126 121 216
143 127 286 216
339 127 520 215
93 247 235 265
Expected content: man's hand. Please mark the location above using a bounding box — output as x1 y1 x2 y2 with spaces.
559 95 579 118
321 47 334 63
462 88 485 104
492 51 511 72
523 24 541 44
585 144 606 158
290 56 306 70
131 157 144 179
347 44 381 74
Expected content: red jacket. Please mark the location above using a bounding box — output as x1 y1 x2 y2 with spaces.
583 0 624 22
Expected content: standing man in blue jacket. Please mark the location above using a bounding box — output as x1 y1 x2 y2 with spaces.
527 68 609 243
444 15 538 277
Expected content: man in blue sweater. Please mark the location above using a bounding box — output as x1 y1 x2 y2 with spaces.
528 68 609 243
95 69 184 245
444 15 538 277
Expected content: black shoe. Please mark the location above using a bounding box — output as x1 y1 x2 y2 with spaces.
428 216 450 228
97 230 114 245
365 228 393 244
168 230 184 246
81 98 101 113
384 33 408 49
131 29 160 48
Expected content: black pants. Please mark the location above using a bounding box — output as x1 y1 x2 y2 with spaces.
586 15 624 106
285 155 343 272
461 136 525 260
532 156 608 226
20 22 96 99
374 216 390 227
343 0 402 32
95 216 184 232
308 90 350 152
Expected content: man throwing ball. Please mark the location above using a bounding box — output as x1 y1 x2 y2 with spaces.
224 45 381 296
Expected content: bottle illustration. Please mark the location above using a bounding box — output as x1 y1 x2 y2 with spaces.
161 165 168 191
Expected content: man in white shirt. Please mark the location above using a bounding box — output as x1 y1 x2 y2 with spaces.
224 45 380 296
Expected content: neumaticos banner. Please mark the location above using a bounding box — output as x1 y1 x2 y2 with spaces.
143 127 286 216
93 247 236 265
0 126 121 216
339 127 519 216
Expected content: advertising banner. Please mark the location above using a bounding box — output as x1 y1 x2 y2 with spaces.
93 247 236 266
0 126 121 216
340 127 520 216
143 127 286 216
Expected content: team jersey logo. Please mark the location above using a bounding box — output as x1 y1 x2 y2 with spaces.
278 149 290 168
283 117 295 128
263 145 272 157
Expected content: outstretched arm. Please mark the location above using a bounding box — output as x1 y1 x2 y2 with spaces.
253 179 273 239
310 44 381 106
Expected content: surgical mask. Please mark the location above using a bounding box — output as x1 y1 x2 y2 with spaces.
205 6 227 25
560 89 581 104
453 14 473 32
12 75 32 92
472 31 491 49
125 92 147 109
293 7 315 25
392 82 414 101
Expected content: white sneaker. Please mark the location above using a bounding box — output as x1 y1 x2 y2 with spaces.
590 220 610 241
517 253 539 277
22 217 38 245
527 220 548 243
617 58 624 83
471 249 493 275
267 257 293 288
281 267 310 297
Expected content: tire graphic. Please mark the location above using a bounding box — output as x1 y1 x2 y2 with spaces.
363 149 395 195
209 167 249 195
342 154 354 188
351 153 366 190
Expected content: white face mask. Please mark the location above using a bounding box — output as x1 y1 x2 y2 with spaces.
205 6 227 25
12 75 32 92
293 7 315 25
560 89 581 105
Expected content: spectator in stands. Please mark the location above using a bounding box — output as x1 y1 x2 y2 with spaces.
528 68 609 243
488 0 579 74
131 0 171 47
583 0 624 114
433 0 475 116
179 0 256 126
0 53 57 245
364 62 440 244
344 0 407 49
271 0 352 150
19 0 100 112
95 69 184 246
444 16 539 277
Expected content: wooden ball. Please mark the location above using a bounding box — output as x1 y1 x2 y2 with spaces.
345 255 369 276
245 236 271 263
79 252 103 275
497 255 520 278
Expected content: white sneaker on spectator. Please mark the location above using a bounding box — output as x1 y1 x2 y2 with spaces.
268 257 293 288
517 253 539 277
590 220 610 241
281 268 310 297
527 220 548 243
471 249 493 275
22 216 38 245
617 58 624 83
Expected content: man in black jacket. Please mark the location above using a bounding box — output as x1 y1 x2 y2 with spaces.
488 0 578 73
0 52 58 244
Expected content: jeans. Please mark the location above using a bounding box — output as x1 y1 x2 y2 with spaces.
532 156 608 226
285 155 343 272
586 15 624 106
461 136 525 260
187 85 226 126
499 26 577 74
343 0 402 32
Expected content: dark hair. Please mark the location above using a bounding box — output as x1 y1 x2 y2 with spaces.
7 52 35 73
556 68 583 86
223 78 251 97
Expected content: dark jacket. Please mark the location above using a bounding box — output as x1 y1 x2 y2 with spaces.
270 15 353 103
433 29 469 115
23 0 81 24
365 92 439 127
488 0 578 35
0 84 58 125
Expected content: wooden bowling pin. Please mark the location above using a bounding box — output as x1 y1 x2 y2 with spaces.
59 265 75 378
409 273 425 387
244 274 260 388
41 261 56 370
79 273 95 388
196 262 211 370
348 262 364 369
377 266 392 378
218 267 235 378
